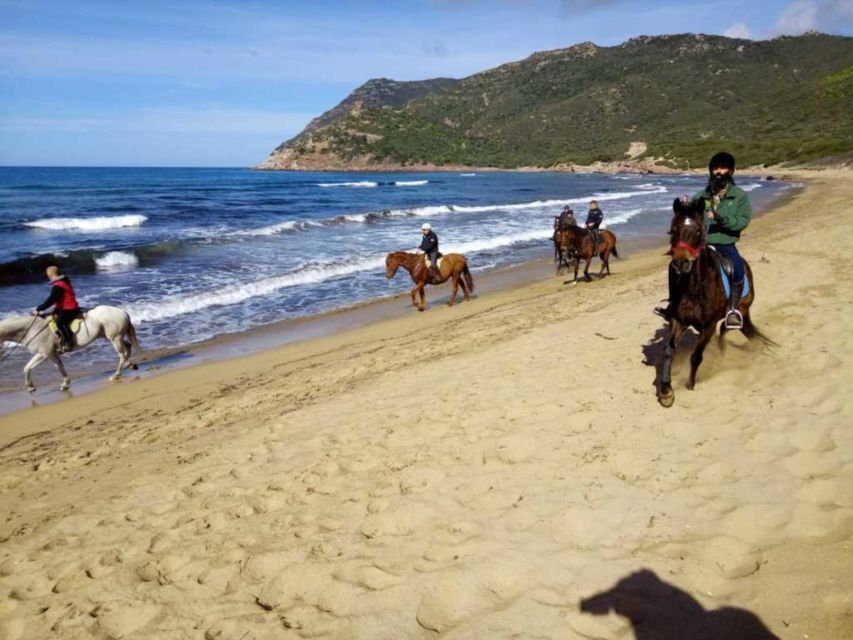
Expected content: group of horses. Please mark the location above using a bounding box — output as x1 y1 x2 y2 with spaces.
0 199 771 408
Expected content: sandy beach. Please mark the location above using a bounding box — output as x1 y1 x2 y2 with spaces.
0 169 850 639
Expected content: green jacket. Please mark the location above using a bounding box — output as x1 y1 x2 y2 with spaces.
691 184 752 245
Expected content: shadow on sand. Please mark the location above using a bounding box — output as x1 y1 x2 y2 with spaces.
580 569 779 639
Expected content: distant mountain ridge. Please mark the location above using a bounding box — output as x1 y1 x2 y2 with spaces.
261 32 853 170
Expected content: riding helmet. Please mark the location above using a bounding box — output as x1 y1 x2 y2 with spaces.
709 151 735 173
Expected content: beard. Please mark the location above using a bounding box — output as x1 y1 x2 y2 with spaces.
708 173 732 193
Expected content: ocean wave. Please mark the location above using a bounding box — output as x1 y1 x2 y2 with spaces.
393 180 429 186
95 251 139 271
459 173 477 177
740 183 762 192
316 181 378 188
24 214 148 231
126 256 386 323
228 220 320 237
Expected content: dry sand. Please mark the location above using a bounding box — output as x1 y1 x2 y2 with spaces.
0 170 850 639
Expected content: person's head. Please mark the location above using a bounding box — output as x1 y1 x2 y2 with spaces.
708 151 735 192
45 265 61 281
421 222 431 235
590 200 599 209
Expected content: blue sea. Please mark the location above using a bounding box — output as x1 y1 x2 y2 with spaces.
0 167 790 371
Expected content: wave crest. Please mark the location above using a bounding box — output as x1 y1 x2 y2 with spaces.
24 214 148 231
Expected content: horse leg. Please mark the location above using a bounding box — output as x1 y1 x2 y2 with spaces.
50 353 71 391
110 337 129 381
448 272 459 306
23 352 48 393
458 274 469 301
572 256 580 283
686 324 716 390
418 284 426 311
410 285 419 308
658 321 684 408
598 250 608 277
584 255 592 282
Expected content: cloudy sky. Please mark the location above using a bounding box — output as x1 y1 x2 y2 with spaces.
1 0 851 166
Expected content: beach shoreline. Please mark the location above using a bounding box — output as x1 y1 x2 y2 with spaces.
0 178 798 416
0 169 849 640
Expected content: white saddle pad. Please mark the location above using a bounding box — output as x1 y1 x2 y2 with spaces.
423 255 444 269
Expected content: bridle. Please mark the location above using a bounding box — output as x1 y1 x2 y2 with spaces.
0 315 44 363
671 214 706 268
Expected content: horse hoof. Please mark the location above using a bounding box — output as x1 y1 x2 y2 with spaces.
109 374 121 382
131 363 139 371
27 385 36 394
659 388 675 408
60 383 69 392
685 381 695 391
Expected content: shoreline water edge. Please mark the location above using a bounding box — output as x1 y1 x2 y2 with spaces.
0 171 801 416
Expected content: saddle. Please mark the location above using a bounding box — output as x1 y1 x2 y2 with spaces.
423 253 444 270
707 248 750 299
47 312 85 335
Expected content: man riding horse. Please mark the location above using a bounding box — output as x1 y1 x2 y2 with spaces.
419 222 440 281
585 200 604 252
31 265 80 352
656 151 751 329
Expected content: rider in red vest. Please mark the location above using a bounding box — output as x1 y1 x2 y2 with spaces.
31 265 81 352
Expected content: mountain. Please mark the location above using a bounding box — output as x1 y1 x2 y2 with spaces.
260 33 853 170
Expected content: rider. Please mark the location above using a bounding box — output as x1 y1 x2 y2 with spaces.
585 200 603 251
560 206 577 229
419 222 440 280
31 265 80 352
655 151 752 327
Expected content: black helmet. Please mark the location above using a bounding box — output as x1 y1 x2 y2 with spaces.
709 151 735 173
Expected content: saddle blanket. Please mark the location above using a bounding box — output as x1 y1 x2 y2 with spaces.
718 264 750 299
48 315 84 334
423 255 444 270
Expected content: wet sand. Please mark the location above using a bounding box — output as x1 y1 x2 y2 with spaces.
0 170 850 639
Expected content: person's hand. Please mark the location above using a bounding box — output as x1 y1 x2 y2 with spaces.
707 211 715 220
31 309 38 316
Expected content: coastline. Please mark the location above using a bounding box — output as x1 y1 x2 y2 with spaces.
0 175 794 415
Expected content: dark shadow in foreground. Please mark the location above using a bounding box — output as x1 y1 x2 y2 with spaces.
580 569 779 640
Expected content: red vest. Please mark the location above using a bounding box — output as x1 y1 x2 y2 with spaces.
51 278 80 311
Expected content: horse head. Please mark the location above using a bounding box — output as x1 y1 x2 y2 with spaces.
669 197 706 275
385 252 405 279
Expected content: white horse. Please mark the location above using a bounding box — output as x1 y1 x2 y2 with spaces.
0 306 141 393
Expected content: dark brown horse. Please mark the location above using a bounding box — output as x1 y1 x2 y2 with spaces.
658 197 772 407
557 226 619 282
385 251 474 311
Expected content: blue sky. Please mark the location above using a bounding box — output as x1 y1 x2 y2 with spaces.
1 0 851 166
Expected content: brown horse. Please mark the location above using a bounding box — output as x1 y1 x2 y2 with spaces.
557 226 619 282
658 197 773 407
385 251 474 311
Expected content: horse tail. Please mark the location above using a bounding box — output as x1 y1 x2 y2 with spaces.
125 314 142 352
741 315 777 347
609 232 619 258
463 263 475 293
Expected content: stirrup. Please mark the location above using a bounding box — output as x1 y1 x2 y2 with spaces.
724 309 743 330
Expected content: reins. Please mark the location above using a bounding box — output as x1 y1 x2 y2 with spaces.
0 315 44 363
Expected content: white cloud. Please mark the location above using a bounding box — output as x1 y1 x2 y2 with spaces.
723 23 752 39
775 0 819 34
772 0 853 35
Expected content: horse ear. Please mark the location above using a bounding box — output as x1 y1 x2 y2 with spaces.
672 197 684 214
694 198 705 213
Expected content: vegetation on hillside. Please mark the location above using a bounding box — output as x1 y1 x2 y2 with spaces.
264 33 853 169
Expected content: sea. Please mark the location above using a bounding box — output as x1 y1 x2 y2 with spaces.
0 167 792 385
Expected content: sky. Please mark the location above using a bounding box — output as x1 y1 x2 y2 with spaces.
1 0 851 167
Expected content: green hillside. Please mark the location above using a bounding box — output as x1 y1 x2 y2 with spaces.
262 33 853 170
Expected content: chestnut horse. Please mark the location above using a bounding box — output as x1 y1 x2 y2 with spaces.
385 251 474 311
557 226 619 282
658 197 773 407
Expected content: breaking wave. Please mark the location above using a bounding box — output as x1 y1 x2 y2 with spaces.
393 180 429 186
316 181 378 188
24 214 148 231
95 251 139 271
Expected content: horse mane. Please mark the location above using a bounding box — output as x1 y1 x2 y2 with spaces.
0 315 38 341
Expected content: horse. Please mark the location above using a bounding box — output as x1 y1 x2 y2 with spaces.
558 226 619 282
385 251 474 311
657 197 772 407
0 305 141 393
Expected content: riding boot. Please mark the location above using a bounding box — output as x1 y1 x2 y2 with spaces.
724 281 744 329
59 323 74 352
429 266 439 283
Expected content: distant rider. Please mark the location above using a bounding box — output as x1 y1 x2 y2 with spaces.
559 206 577 229
656 151 752 328
586 200 603 251
419 222 440 280
32 265 81 352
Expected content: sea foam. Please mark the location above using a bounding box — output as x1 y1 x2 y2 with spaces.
24 215 148 231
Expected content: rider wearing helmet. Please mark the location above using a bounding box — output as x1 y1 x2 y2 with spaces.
419 222 440 280
32 265 81 352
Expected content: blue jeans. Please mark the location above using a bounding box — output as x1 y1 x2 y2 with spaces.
711 243 744 283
